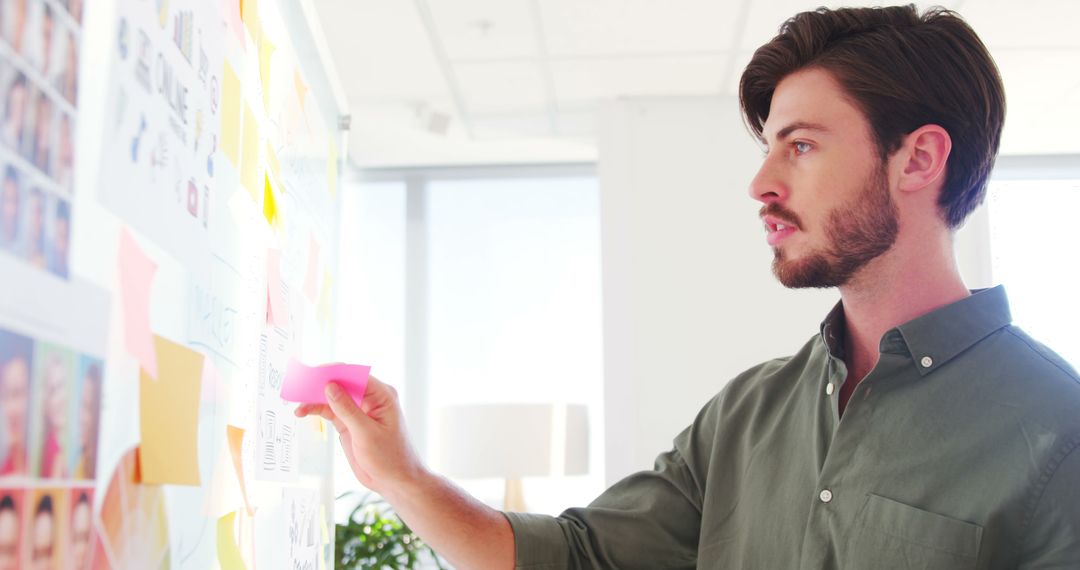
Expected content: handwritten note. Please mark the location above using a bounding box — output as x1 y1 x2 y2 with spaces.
139 335 203 485
283 488 319 570
280 360 369 408
256 326 297 482
118 228 158 378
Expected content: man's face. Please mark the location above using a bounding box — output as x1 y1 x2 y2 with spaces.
750 68 899 289
45 357 67 433
1 358 30 443
31 508 53 570
70 500 91 567
0 505 17 570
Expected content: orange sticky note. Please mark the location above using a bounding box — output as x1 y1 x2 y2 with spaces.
240 103 260 202
118 228 158 378
227 425 253 515
139 336 203 485
266 248 289 326
303 235 319 302
220 62 242 167
217 512 247 570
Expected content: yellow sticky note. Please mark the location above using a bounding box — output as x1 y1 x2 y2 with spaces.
241 0 258 43
263 175 279 229
327 141 338 200
258 28 276 111
217 512 247 570
139 335 203 485
240 104 261 202
220 62 242 167
294 70 308 108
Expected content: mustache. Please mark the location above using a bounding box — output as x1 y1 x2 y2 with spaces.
759 203 804 229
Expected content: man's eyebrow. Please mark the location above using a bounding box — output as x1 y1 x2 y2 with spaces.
770 121 830 142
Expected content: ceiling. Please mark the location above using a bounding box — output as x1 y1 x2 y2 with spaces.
313 0 1080 168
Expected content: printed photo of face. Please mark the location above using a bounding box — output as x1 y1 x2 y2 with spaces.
25 187 46 268
2 0 29 53
60 30 78 105
1 165 21 247
48 199 69 278
37 348 71 479
71 358 101 479
30 492 56 570
55 113 74 191
1 73 29 151
0 490 22 570
31 92 52 175
68 490 91 570
0 329 33 476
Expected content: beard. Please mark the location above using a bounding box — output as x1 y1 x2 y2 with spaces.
767 163 899 289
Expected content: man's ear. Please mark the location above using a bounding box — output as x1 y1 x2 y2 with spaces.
897 124 951 194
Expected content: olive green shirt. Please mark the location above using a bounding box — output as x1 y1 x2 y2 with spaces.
506 286 1080 569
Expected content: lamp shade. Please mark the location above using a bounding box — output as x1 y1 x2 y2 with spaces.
431 403 588 480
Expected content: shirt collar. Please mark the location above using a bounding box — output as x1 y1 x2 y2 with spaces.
818 285 1013 375
896 285 1013 376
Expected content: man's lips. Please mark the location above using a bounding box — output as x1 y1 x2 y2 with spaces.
762 215 799 246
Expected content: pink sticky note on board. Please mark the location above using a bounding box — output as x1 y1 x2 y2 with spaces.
118 228 158 378
280 360 370 407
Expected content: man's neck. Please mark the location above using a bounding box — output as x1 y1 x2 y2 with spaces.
836 233 970 412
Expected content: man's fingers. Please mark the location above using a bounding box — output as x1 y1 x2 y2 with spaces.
325 382 375 432
294 403 346 433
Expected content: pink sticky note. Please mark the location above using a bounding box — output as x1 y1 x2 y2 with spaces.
303 235 319 303
281 360 370 407
118 228 158 378
266 248 289 326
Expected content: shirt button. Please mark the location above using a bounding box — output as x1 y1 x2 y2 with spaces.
920 356 933 368
825 382 835 396
819 489 833 503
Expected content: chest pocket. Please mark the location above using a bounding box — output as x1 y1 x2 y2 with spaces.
845 494 983 570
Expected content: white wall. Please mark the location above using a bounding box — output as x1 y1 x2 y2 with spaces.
597 97 840 484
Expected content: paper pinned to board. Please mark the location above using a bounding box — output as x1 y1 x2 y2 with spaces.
118 228 158 378
280 360 370 408
266 248 289 326
220 62 242 167
138 335 203 485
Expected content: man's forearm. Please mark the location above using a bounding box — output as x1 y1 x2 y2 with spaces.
383 469 516 570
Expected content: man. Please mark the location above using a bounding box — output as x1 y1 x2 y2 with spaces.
68 491 92 569
299 5 1080 568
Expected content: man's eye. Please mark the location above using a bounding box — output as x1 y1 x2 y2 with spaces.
793 141 812 154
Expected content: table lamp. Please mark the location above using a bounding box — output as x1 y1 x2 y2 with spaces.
431 403 589 512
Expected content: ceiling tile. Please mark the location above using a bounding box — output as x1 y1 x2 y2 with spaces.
314 0 449 100
552 56 727 103
540 0 742 56
454 62 550 114
426 0 540 60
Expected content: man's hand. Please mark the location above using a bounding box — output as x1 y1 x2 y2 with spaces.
295 376 424 498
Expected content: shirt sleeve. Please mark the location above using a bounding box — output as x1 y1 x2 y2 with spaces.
504 399 719 570
1018 437 1080 568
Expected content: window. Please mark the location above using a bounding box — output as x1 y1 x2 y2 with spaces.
987 177 1080 367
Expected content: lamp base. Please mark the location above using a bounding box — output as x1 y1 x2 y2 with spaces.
503 478 526 512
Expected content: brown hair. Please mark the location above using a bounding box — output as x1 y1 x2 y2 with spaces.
739 4 1005 229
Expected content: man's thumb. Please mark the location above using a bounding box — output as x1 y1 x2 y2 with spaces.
325 382 370 430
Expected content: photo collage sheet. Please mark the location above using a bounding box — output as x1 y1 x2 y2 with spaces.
1 0 109 568
2 0 343 567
